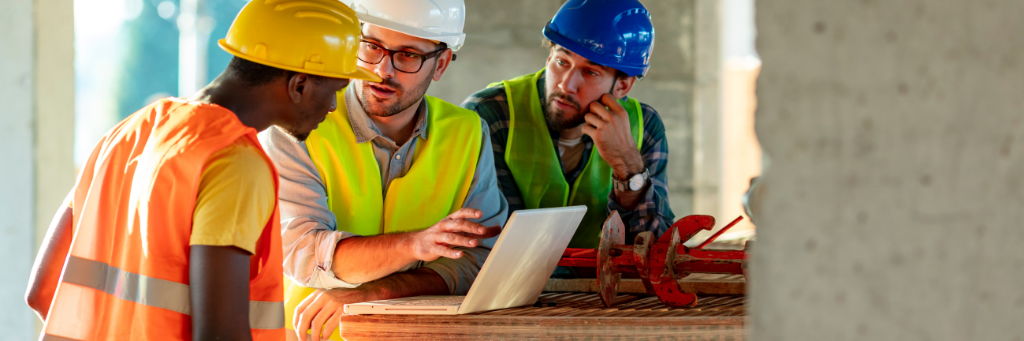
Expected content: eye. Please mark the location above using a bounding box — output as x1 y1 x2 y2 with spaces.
365 43 380 50
556 59 567 66
586 70 600 76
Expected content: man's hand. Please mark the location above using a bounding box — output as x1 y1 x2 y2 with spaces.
293 287 372 341
293 268 450 341
582 94 644 180
405 208 501 262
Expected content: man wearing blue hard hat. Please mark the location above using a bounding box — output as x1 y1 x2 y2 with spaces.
463 0 674 269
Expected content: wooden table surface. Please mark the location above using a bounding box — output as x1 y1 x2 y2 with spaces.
337 292 747 340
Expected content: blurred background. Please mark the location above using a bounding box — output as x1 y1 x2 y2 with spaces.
4 0 1022 339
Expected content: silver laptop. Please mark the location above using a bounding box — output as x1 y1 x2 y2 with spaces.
344 206 587 315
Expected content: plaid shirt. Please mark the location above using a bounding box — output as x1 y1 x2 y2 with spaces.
461 72 674 241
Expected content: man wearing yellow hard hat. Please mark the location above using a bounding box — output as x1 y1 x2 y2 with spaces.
258 0 508 339
24 0 376 339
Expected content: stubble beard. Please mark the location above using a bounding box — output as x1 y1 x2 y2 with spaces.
359 69 435 118
543 91 586 131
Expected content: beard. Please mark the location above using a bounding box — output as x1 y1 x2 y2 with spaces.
358 69 435 118
543 91 586 131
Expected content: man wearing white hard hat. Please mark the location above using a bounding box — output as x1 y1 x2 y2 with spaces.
258 0 507 339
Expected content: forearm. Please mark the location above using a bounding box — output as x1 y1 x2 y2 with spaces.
363 267 449 301
331 232 419 284
26 204 73 320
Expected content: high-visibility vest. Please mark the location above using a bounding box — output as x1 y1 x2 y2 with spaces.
490 69 644 249
282 91 482 340
42 98 285 341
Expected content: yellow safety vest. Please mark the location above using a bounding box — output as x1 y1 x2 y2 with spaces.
491 69 643 249
283 90 482 340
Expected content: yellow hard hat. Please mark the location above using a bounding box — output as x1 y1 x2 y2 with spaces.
218 0 381 82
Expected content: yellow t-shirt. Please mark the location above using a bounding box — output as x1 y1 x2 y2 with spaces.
68 136 275 254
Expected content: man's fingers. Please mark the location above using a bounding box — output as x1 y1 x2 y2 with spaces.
445 208 482 221
433 243 463 259
599 93 626 116
320 310 341 341
440 232 478 248
588 100 614 121
478 225 502 239
439 219 488 235
310 308 331 341
582 124 598 138
584 113 606 129
295 292 322 340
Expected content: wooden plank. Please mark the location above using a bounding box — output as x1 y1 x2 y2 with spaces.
543 276 745 295
337 315 745 340
338 293 745 340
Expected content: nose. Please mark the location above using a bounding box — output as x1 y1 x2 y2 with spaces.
557 69 582 96
372 54 396 81
329 93 338 113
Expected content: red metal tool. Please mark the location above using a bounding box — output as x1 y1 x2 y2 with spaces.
557 212 748 308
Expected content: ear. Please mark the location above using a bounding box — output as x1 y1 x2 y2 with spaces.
430 49 454 81
286 73 311 103
612 75 637 99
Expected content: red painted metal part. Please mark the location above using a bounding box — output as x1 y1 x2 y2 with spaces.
648 225 697 307
696 216 744 249
597 212 626 307
555 214 749 308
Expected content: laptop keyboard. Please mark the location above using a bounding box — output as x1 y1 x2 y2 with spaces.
388 296 467 306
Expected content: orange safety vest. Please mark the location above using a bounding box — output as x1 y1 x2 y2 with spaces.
41 98 286 341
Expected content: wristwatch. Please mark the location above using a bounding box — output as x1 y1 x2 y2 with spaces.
613 168 649 192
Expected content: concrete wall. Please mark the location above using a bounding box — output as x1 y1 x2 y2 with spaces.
0 1 39 337
427 0 706 218
752 1 1024 340
0 0 75 338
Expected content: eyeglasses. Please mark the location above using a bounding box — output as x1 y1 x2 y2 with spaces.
357 40 447 73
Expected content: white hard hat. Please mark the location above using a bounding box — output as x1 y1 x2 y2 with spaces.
347 0 467 51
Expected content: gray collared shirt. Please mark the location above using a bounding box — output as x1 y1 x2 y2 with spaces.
259 86 508 295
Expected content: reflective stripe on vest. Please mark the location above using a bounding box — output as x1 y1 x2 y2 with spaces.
57 256 285 329
288 91 482 339
491 69 643 248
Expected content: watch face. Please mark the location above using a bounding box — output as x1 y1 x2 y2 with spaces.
629 173 644 191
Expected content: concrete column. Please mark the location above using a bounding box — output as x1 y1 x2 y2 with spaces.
0 0 75 337
752 0 1024 339
0 0 38 336
692 0 724 226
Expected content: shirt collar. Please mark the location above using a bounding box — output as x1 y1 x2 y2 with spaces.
344 86 430 145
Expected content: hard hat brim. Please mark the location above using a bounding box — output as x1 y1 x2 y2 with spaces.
358 16 466 52
218 39 383 83
542 25 648 78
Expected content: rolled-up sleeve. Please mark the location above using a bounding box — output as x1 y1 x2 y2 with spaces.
423 119 509 295
258 127 362 289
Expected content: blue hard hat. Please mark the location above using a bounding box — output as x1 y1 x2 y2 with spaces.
542 0 655 78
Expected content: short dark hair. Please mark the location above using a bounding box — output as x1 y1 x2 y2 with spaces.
227 56 328 86
541 37 629 80
226 57 294 86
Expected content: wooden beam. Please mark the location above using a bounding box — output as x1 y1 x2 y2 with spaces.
543 274 745 295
